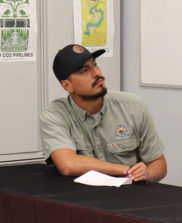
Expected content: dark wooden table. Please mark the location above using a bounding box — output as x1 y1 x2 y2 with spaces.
0 164 182 223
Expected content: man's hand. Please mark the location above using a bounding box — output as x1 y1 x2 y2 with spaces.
127 162 148 182
126 155 167 183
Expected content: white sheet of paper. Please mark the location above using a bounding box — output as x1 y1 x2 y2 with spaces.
74 170 132 187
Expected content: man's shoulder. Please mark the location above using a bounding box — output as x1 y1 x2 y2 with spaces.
47 97 68 110
105 90 143 105
40 97 69 118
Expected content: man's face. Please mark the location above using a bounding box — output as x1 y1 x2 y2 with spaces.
68 57 107 101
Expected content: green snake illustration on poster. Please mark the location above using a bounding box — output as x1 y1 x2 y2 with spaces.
74 0 114 57
0 0 37 61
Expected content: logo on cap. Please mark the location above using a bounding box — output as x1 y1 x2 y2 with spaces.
73 45 84 54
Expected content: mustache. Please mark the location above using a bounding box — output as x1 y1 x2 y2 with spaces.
92 77 105 87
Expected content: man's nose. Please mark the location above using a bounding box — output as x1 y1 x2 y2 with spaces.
91 66 101 78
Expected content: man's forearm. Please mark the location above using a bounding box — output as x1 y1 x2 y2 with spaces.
67 154 130 176
147 158 167 182
51 149 130 177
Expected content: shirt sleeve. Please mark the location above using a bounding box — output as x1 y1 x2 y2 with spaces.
39 106 76 162
138 101 165 163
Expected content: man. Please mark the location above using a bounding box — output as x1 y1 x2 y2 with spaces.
40 44 167 182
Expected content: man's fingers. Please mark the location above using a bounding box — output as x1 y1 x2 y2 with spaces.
133 176 146 182
128 163 141 174
130 169 148 181
127 162 148 182
129 169 143 178
130 172 145 180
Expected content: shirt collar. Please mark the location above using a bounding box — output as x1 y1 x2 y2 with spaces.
68 95 87 121
68 95 107 121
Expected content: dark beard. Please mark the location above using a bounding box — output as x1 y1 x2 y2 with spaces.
79 87 107 101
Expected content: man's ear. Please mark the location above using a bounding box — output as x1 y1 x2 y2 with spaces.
60 80 74 93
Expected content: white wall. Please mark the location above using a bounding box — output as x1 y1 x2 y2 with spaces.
121 0 182 186
0 0 44 164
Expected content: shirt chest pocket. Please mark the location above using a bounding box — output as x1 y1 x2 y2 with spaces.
107 137 138 154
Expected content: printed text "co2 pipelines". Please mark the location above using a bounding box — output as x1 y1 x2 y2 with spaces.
0 53 33 58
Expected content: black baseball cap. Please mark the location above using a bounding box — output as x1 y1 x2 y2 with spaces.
53 44 105 82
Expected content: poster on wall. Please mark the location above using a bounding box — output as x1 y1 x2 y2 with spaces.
73 0 114 57
0 0 37 62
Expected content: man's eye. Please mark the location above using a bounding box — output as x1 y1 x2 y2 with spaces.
94 63 97 67
82 69 87 73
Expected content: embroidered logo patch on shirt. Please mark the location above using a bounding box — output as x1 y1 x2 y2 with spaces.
116 125 127 138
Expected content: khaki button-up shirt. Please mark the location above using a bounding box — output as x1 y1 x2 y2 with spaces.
40 90 164 166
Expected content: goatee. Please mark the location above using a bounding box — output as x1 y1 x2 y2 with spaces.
80 87 107 101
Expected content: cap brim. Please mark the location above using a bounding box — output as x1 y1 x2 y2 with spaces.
91 49 106 59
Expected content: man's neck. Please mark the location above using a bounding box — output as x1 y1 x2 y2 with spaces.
71 95 103 115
